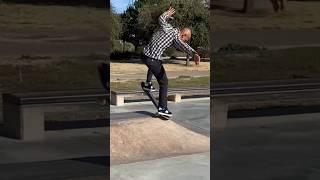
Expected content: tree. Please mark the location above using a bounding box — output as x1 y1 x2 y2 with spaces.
121 0 209 51
111 8 122 50
121 6 139 49
137 0 209 49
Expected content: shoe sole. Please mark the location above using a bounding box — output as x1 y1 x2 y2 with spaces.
142 87 156 92
158 112 173 117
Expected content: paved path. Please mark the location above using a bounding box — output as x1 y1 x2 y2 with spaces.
213 114 320 180
0 127 108 164
2 29 320 57
212 29 320 50
0 29 108 57
0 127 108 179
0 158 107 180
111 152 210 180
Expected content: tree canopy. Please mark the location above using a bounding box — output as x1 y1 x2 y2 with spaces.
2 0 106 8
111 8 122 49
121 0 209 50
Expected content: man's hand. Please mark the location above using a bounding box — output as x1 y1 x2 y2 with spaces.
193 54 201 65
166 7 175 18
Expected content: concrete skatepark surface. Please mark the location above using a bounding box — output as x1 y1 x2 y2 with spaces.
213 113 320 180
111 152 210 180
111 118 210 165
0 99 209 179
111 98 210 136
0 158 107 180
0 127 108 164
110 99 210 179
0 127 108 179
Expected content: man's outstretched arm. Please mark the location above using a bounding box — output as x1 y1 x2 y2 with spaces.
159 7 175 30
173 37 197 57
173 37 201 65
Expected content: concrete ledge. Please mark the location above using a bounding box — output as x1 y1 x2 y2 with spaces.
168 94 181 103
111 88 209 106
2 90 107 141
3 104 79 141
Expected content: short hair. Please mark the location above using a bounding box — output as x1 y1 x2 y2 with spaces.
181 28 192 34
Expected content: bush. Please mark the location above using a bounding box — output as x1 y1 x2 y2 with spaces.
112 40 135 53
218 43 267 53
163 47 176 57
197 47 210 58
172 51 187 58
110 51 141 60
135 46 145 54
123 41 135 52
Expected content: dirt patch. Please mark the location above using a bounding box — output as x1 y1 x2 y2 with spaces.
111 118 210 165
111 62 210 80
213 2 320 30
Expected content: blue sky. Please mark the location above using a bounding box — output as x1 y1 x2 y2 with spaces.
111 0 132 13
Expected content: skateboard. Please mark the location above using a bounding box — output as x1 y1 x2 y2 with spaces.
140 82 171 120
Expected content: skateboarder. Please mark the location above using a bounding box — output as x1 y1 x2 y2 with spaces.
98 58 109 91
98 59 109 105
141 7 201 118
270 0 286 12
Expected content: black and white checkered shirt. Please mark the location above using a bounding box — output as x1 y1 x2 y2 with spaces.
143 11 197 60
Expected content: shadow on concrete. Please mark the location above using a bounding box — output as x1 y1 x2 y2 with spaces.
133 111 156 117
212 119 320 180
0 125 4 136
70 156 109 167
0 158 108 180
111 111 156 123
229 105 320 118
45 119 109 130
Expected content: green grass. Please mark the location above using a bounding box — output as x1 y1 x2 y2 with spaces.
111 76 209 92
0 4 108 31
212 47 320 82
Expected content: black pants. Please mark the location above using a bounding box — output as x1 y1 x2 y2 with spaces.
98 63 109 91
141 55 168 109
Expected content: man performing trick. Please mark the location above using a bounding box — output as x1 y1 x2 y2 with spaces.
141 7 201 118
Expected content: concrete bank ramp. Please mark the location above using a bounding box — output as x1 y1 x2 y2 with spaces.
111 118 210 165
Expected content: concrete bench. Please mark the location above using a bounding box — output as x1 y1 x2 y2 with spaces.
111 88 209 106
211 79 320 128
2 89 108 141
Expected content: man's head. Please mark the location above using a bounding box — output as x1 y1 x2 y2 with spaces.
180 28 192 42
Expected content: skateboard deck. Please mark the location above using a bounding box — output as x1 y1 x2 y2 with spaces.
140 82 171 120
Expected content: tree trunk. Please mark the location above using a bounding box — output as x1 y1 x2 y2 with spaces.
18 65 23 83
243 0 255 13
122 40 125 52
186 55 190 66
